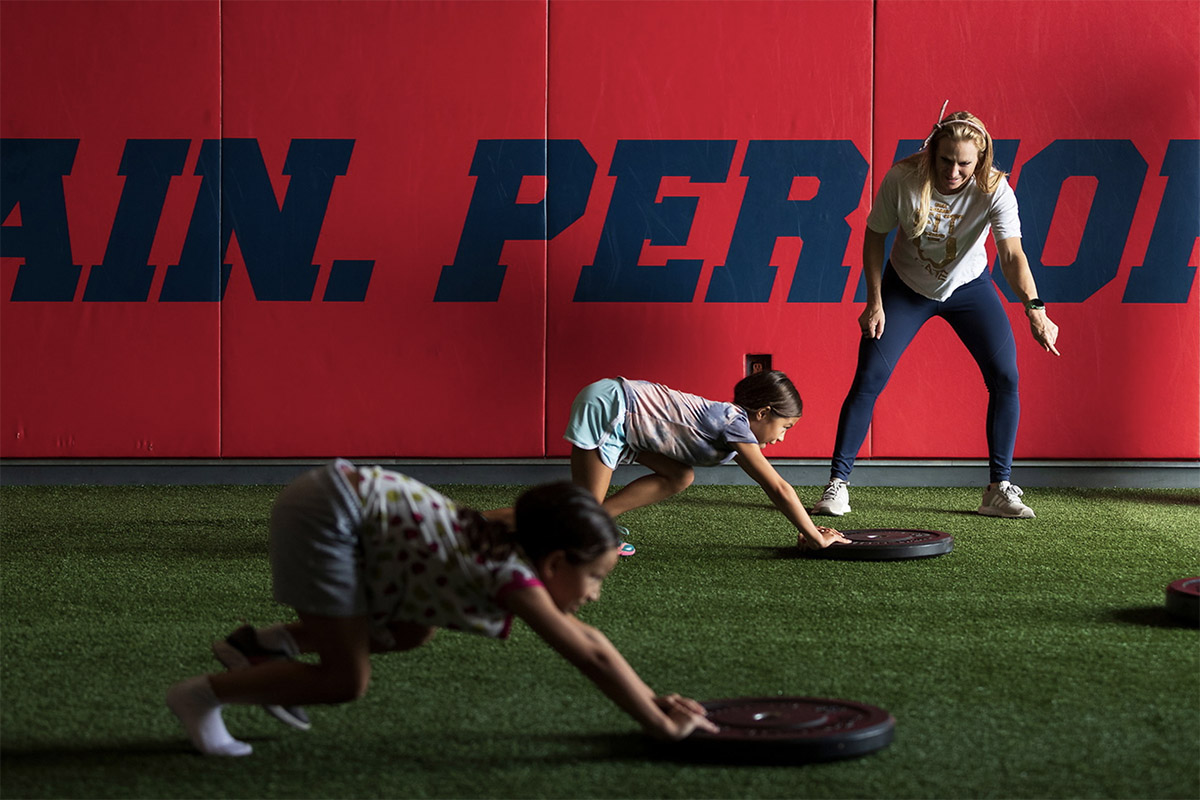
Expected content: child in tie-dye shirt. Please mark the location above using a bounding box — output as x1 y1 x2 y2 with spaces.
167 470 717 756
565 370 846 551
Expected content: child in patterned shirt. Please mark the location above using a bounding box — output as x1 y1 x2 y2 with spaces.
566 369 847 551
167 465 716 756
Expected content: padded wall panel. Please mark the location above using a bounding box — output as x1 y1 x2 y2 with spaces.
3 1 1195 462
216 0 548 457
1 0 221 456
543 0 874 459
868 0 1199 460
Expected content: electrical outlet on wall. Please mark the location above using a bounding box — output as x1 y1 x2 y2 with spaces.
745 354 772 376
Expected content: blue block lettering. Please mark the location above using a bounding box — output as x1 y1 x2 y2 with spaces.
161 139 354 301
707 140 867 303
998 140 1146 303
161 139 224 301
2 139 82 301
324 259 375 301
1123 139 1198 303
575 140 736 302
435 140 596 302
83 140 190 301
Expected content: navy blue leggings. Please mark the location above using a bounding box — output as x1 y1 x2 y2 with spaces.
830 266 1020 485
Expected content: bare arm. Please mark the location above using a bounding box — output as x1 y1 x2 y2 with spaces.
859 227 889 338
996 236 1060 355
732 443 848 549
504 586 717 740
479 507 516 528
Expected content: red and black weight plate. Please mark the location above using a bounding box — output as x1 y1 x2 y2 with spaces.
678 696 894 763
804 528 953 560
1165 577 1200 625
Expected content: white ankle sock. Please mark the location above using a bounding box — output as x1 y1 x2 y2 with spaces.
257 623 300 657
166 676 252 757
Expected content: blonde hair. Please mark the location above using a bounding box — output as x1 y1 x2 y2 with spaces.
898 110 1005 241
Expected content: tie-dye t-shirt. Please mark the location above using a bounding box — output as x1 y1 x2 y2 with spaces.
344 465 541 646
621 379 758 467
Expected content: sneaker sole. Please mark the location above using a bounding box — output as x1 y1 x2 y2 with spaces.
212 640 312 731
976 506 1035 519
811 504 850 517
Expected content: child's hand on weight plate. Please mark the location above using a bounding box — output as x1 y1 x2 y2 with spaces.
653 694 720 740
799 527 849 550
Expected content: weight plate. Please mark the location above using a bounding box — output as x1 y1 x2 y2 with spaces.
679 696 895 763
1165 577 1200 625
804 529 953 560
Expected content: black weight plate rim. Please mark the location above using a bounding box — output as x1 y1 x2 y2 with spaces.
692 696 894 745
1165 578 1200 623
681 724 894 762
805 529 954 560
1167 577 1200 597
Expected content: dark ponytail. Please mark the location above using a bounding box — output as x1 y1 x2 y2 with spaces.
733 370 803 418
514 482 620 564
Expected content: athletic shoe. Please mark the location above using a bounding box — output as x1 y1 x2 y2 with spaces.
977 481 1036 519
811 479 851 516
615 526 636 556
212 625 312 731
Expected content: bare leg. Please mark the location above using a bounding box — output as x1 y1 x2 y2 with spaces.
169 612 400 756
570 445 615 505
602 452 694 517
383 622 437 651
209 611 373 707
283 618 436 655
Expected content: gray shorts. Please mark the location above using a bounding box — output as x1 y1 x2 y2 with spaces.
269 460 367 618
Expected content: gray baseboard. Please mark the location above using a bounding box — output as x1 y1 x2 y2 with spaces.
1 459 1196 489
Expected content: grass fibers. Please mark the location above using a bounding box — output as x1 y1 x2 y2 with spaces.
1 483 1197 799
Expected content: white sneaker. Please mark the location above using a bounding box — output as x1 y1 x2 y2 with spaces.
812 479 851 516
977 481 1035 519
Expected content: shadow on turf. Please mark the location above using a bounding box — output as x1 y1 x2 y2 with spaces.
0 734 279 764
763 546 953 562
0 732 872 773
1064 488 1200 507
673 494 982 517
466 733 867 767
671 495 777 512
1106 606 1199 629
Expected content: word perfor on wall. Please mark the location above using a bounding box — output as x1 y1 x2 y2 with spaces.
2 1 1196 460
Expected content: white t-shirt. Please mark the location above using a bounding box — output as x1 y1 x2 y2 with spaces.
866 162 1021 301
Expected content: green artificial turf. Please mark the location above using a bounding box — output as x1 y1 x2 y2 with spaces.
1 483 1197 799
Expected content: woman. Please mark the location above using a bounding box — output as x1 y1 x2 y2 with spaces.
812 103 1059 520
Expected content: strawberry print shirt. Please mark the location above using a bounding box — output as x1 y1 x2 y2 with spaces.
341 462 541 647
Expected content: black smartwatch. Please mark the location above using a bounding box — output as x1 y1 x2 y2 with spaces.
1023 298 1045 313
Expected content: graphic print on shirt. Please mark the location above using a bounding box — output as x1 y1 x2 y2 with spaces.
354 469 539 644
915 201 965 281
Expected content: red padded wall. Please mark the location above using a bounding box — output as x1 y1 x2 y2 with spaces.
870 0 1199 459
543 0 873 460
1 0 221 457
2 1 1196 461
216 0 548 457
